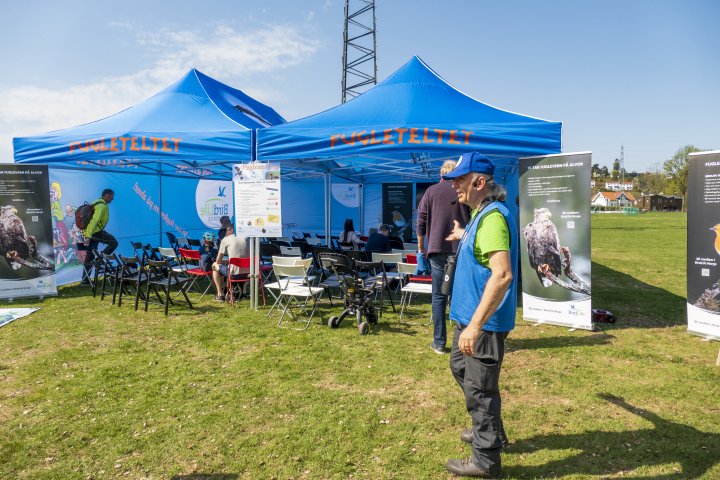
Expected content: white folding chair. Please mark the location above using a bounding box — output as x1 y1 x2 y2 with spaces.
398 262 433 324
265 256 314 314
272 264 324 330
372 252 402 280
157 247 186 275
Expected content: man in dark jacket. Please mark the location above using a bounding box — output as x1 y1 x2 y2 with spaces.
364 224 392 253
417 160 470 354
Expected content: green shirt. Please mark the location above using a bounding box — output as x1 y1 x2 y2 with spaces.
471 208 510 267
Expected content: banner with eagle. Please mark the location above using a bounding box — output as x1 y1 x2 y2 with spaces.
519 152 592 329
687 151 720 340
0 165 56 299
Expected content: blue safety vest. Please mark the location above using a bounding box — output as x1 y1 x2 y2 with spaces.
449 201 518 331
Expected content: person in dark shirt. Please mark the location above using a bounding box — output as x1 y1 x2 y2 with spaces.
417 159 471 355
217 216 232 243
364 224 392 253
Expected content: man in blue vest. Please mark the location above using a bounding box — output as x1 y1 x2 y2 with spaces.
441 152 518 478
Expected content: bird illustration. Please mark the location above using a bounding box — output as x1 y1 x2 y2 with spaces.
710 224 720 256
0 205 53 270
523 208 563 287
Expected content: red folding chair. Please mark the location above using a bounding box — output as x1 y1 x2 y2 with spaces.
178 247 214 299
227 257 267 306
404 253 432 283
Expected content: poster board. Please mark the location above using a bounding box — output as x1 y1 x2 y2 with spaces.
382 183 412 242
519 152 592 330
0 165 56 299
687 151 720 340
233 162 282 238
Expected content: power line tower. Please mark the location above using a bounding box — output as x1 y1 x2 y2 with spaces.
341 0 377 103
619 145 625 183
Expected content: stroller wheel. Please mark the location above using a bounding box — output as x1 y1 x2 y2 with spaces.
358 321 370 335
328 316 340 328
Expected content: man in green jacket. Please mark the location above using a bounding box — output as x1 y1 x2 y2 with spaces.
81 189 118 285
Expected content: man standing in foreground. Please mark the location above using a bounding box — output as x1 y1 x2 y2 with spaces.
81 189 118 285
442 152 518 478
417 159 470 354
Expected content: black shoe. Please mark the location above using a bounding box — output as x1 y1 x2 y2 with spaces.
430 343 445 355
446 458 499 478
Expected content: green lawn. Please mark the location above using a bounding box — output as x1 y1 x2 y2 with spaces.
1 212 718 479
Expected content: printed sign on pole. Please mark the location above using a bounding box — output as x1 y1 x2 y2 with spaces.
233 163 282 238
519 152 592 330
687 151 720 340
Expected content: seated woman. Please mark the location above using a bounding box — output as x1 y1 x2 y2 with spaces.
339 218 361 249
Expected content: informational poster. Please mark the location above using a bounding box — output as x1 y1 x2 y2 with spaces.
687 151 720 339
233 162 282 237
519 152 592 330
382 183 412 242
0 165 56 299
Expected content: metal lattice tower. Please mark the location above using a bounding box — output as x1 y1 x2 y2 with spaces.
620 145 625 182
341 0 377 103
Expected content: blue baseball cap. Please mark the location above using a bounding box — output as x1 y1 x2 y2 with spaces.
442 152 495 180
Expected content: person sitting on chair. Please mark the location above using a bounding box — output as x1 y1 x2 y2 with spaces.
339 218 361 249
199 231 218 272
365 224 392 253
211 224 249 302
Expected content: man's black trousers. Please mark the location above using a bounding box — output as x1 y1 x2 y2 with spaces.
82 230 119 283
449 324 508 475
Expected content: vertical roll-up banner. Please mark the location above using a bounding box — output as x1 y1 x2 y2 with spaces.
0 165 56 299
687 151 720 339
519 152 592 329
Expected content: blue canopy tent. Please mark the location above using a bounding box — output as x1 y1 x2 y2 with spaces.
14 68 285 177
12 69 287 285
257 55 563 237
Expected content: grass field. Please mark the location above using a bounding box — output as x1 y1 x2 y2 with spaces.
1 212 718 479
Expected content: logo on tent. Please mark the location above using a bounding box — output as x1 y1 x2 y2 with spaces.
196 180 233 228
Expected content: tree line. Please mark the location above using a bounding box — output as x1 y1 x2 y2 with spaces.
593 145 704 206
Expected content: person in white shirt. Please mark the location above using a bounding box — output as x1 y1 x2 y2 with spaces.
339 218 361 249
211 224 249 301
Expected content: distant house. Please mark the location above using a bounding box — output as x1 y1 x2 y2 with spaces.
604 181 634 191
591 191 636 208
590 179 596 188
634 194 683 212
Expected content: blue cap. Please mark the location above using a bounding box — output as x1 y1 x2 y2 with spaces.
442 152 495 180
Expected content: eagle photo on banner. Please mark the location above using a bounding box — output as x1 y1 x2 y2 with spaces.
524 208 590 295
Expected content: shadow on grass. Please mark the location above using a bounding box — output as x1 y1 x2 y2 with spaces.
170 475 238 480
592 262 686 329
507 394 719 479
507 333 614 351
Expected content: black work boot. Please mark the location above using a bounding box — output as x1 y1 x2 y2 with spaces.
446 457 499 478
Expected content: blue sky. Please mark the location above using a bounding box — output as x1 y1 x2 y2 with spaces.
1 0 717 171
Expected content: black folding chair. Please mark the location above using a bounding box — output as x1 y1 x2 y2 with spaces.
144 259 193 315
116 255 147 310
97 253 122 302
317 252 352 305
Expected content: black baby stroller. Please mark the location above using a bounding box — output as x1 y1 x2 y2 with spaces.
327 263 379 335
